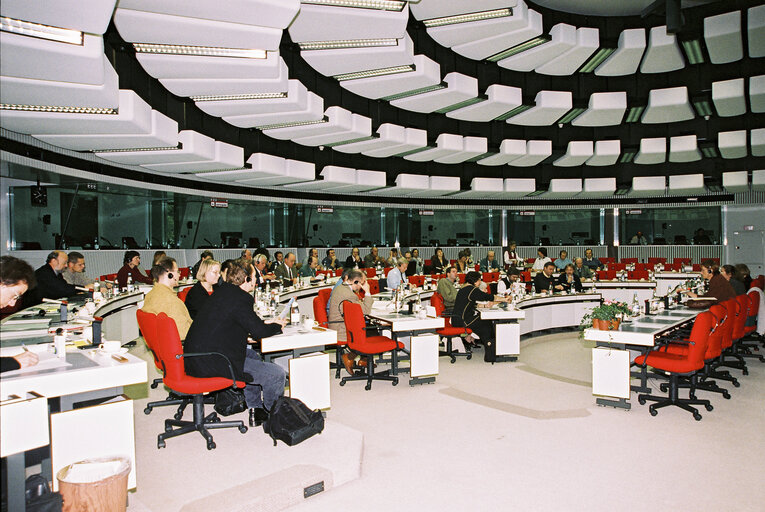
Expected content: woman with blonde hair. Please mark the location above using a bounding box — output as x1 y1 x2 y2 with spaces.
184 259 221 319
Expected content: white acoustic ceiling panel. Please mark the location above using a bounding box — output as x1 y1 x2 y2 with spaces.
546 178 582 198
507 90 572 126
586 140 620 166
96 130 214 165
340 54 440 100
195 80 306 118
0 55 119 109
554 141 593 167
1 0 118 34
407 176 461 198
410 0 517 20
293 114 371 147
114 8 283 50
117 0 299 28
0 32 106 86
669 135 701 163
718 130 747 159
572 91 627 127
451 177 505 198
446 84 522 122
135 50 281 80
452 5 542 60
285 164 352 191
237 156 314 186
144 141 244 173
668 174 705 195
373 173 431 197
752 169 765 191
634 137 666 164
159 59 288 97
434 136 488 164
642 86 694 124
750 75 765 112
508 140 552 167
404 133 463 162
704 11 743 64
301 35 414 77
476 139 525 166
288 3 408 42
712 78 746 117
640 26 684 74
498 23 576 72
37 110 177 151
751 128 765 157
722 171 749 193
595 28 645 76
426 5 527 48
390 72 477 113
363 127 427 158
224 92 323 128
330 169 386 193
580 177 616 198
262 105 351 140
503 178 536 197
720 129 745 159
535 27 599 76
333 123 404 154
630 176 666 196
749 5 765 58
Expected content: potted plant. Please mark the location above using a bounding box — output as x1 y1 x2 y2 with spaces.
579 300 631 336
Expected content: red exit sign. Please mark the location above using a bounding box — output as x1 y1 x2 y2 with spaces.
210 198 228 208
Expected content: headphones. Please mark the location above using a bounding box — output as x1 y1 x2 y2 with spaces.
246 275 252 283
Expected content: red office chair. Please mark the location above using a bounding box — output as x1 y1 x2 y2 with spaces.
408 275 425 287
340 302 402 390
635 311 715 420
712 298 748 376
612 263 627 271
383 267 392 277
137 310 248 449
631 270 650 280
431 292 472 363
732 293 765 363
313 296 329 328
457 273 466 284
648 257 666 265
367 279 380 295
179 267 190 279
621 258 638 264
743 289 760 339
100 273 118 282
177 287 192 302
674 257 692 266
364 268 376 278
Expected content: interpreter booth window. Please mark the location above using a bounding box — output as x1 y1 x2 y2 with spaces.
404 209 500 247
506 209 601 246
306 206 383 248
619 207 722 245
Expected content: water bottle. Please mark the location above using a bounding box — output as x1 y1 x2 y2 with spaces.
126 275 134 293
290 300 300 325
631 292 641 317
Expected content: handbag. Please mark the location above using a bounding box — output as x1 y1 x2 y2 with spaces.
213 387 247 416
263 396 324 447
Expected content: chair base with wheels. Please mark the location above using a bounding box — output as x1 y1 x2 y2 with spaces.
158 393 248 450
439 334 472 364
638 373 713 421
339 352 399 391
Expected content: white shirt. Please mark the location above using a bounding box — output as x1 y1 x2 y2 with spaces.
504 250 519 265
386 267 405 290
532 257 551 271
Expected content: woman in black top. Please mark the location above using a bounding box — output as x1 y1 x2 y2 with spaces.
184 259 220 318
451 271 509 362
431 248 448 274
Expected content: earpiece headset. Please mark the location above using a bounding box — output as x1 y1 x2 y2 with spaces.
167 273 174 280
246 275 252 283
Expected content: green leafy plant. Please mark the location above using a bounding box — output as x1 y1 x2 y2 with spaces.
579 300 631 338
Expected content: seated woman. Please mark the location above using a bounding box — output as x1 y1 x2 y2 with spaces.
184 260 287 427
532 247 551 271
686 260 736 307
185 258 221 319
721 264 746 296
411 248 424 274
431 248 449 274
451 271 509 362
454 250 469 273
116 250 153 288
0 256 39 372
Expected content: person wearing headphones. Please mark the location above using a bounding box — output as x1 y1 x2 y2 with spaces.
26 250 77 306
253 253 276 287
1 256 40 372
386 257 409 290
141 257 192 340
116 250 153 289
327 269 373 375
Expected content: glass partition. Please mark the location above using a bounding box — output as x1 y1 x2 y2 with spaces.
619 207 722 245
506 209 602 246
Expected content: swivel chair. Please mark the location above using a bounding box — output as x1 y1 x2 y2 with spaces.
431 292 472 363
177 287 192 302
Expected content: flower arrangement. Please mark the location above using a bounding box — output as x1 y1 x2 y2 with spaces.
579 300 631 336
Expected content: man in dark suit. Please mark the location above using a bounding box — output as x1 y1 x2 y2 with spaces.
533 262 560 294
273 252 297 286
28 251 77 306
184 260 287 427
557 263 583 293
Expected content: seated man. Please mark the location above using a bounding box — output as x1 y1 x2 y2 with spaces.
345 247 365 269
61 251 96 288
269 251 283 273
582 249 602 271
299 255 318 278
554 250 573 271
141 257 192 341
386 257 408 290
437 266 460 311
273 252 298 287
117 251 153 289
253 254 276 287
630 231 648 245
191 250 214 279
27 250 77 306
479 250 501 272
573 258 593 280
497 267 521 295
557 264 583 293
533 262 561 293
364 246 383 268
322 249 340 270
184 260 287 427
327 269 373 374
385 248 399 268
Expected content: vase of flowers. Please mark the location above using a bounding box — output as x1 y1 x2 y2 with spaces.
579 300 631 337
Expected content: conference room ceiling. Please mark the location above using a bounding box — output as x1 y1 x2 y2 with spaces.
0 0 763 204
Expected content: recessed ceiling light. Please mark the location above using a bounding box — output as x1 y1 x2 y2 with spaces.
423 8 512 28
578 47 616 73
301 0 406 12
298 38 398 50
334 64 414 81
257 117 329 130
0 104 117 114
0 16 83 45
486 36 551 62
191 92 287 101
133 43 267 59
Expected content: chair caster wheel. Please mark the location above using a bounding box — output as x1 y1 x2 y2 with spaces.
723 391 731 399
207 441 216 450
732 380 740 387
174 412 183 420
705 404 713 411
743 368 749 375
659 384 668 392
239 425 248 434
466 354 472 360
392 378 399 386
144 407 152 415
157 440 166 449
364 384 371 391
649 406 657 416
638 397 646 405
450 357 456 364
339 380 346 386
693 413 702 421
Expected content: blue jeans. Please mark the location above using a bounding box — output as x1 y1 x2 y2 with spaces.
243 349 286 410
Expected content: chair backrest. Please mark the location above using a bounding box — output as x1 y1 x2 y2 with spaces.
631 270 649 280
364 268 376 278
136 309 163 373
719 298 738 349
383 267 391 276
648 257 666 264
408 275 425 286
457 273 466 284
732 294 750 340
368 279 379 295
317 287 332 305
685 311 715 370
313 296 329 328
612 263 627 271
178 287 191 302
179 267 190 278
745 289 759 333
706 304 728 358
342 302 367 349
430 292 445 316
152 313 187 389
621 258 638 264
674 257 691 265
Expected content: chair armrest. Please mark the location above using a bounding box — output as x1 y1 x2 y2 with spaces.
177 351 239 387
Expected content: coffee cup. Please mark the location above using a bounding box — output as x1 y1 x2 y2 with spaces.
302 317 314 331
84 302 97 315
99 340 121 353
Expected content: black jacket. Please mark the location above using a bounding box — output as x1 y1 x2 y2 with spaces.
451 285 493 328
28 264 77 305
184 281 212 319
557 273 583 293
184 282 282 381
533 273 556 293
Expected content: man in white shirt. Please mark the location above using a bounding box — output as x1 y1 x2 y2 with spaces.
386 258 408 290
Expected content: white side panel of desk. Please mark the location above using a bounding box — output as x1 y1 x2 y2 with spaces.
289 353 331 410
410 334 439 377
495 324 520 356
0 392 49 457
592 347 630 399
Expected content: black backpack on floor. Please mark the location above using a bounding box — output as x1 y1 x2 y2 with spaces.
263 397 324 446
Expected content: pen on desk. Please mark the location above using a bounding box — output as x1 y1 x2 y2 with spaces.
111 354 128 363
21 343 30 352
